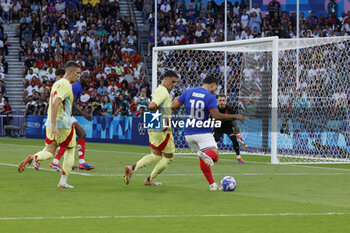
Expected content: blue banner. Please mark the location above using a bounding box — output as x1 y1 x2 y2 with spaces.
25 115 350 156
26 116 149 146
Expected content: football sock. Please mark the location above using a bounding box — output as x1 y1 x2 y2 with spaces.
204 149 218 162
237 134 242 141
62 148 75 175
79 159 86 164
133 154 162 172
54 146 66 162
77 139 86 161
199 158 214 185
35 150 54 161
229 135 240 156
59 174 68 184
149 157 173 181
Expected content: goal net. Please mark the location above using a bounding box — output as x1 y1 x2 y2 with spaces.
152 36 350 164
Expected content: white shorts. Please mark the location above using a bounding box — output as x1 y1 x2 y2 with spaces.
185 133 217 152
72 116 78 124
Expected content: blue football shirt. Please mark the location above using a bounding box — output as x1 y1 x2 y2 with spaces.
71 80 83 103
177 87 218 136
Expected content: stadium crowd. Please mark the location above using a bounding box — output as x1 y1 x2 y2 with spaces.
146 0 350 50
15 0 148 118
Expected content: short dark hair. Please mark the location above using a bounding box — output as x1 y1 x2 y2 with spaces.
55 68 65 76
81 70 91 78
218 94 226 98
164 70 179 79
65 61 80 69
203 74 218 84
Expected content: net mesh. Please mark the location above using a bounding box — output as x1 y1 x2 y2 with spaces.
154 37 350 163
277 37 350 163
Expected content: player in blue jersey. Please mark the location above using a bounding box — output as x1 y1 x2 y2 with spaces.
35 70 95 172
171 75 244 190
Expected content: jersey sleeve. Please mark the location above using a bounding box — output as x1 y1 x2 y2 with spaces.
207 94 218 110
72 82 81 97
152 87 167 107
177 90 187 104
55 81 71 101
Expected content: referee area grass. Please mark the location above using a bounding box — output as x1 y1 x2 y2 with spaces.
1 137 350 233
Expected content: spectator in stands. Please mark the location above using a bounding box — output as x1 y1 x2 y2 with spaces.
0 92 3 105
160 0 171 14
76 15 87 33
143 0 153 22
0 77 5 94
267 0 281 17
111 93 131 117
248 3 262 19
328 0 338 18
342 20 350 33
187 4 196 21
240 8 250 29
55 0 66 14
11 0 21 22
0 55 8 74
0 96 11 114
249 12 261 32
1 0 12 25
134 87 150 112
101 95 113 117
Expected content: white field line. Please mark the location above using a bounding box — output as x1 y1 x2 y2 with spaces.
1 162 349 177
0 212 349 221
0 162 92 176
1 143 350 172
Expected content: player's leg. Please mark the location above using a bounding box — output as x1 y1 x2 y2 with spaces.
18 126 59 172
75 123 95 170
124 132 172 185
124 150 162 185
186 133 220 190
47 146 66 172
124 131 163 185
49 120 78 171
233 121 247 148
229 133 244 164
18 142 57 172
199 147 220 190
213 130 223 143
58 146 75 188
145 134 175 185
58 126 76 188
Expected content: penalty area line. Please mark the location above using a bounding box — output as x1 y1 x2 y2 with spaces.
0 212 349 220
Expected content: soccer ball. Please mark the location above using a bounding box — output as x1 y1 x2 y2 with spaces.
220 176 237 191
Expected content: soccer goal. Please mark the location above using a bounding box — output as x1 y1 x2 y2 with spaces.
152 36 350 164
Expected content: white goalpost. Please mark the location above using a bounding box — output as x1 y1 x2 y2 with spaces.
152 36 350 164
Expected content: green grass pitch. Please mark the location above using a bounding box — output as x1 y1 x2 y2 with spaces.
0 137 350 233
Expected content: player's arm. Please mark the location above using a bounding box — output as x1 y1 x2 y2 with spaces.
171 97 183 110
209 108 245 123
149 87 167 111
50 97 63 136
148 102 158 111
171 91 186 110
72 96 93 121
